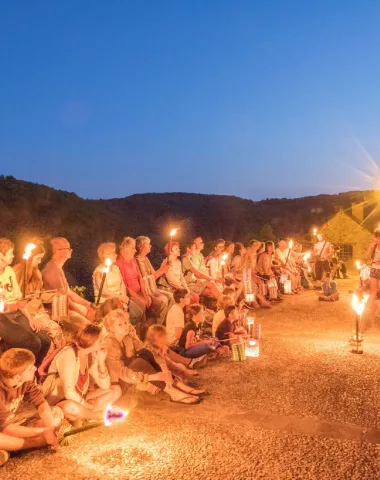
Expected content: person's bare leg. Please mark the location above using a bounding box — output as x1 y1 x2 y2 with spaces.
57 400 100 421
0 432 47 452
86 385 122 412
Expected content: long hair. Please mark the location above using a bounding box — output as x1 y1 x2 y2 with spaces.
16 240 45 294
185 303 203 323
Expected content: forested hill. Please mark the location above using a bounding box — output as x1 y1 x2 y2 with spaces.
0 175 376 291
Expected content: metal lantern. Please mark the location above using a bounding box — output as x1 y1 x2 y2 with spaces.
232 342 246 361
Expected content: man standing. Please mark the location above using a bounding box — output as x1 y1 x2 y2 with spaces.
312 233 333 287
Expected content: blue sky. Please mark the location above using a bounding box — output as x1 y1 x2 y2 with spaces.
1 0 380 200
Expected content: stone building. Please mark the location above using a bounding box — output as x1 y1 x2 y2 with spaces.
320 209 373 262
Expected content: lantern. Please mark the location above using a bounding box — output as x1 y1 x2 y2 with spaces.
245 293 255 303
245 339 260 358
283 279 292 294
231 342 246 361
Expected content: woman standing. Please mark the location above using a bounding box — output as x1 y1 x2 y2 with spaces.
367 228 380 311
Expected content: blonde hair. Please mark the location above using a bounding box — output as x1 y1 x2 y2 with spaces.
103 309 130 333
119 237 135 250
0 348 35 379
0 238 14 256
136 236 150 253
97 242 116 263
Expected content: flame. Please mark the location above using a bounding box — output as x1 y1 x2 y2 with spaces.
303 252 311 261
351 293 369 316
102 257 112 274
313 228 317 235
355 260 361 270
103 404 128 427
288 240 293 249
169 228 178 238
222 253 229 261
23 243 36 260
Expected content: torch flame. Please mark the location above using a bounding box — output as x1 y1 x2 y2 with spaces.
355 260 361 270
303 252 311 262
313 228 317 236
222 253 229 261
23 243 36 260
169 228 178 238
351 293 369 316
103 404 128 427
102 257 112 274
288 240 293 249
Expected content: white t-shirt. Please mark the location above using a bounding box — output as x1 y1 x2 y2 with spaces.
0 266 22 304
212 310 225 336
166 304 185 345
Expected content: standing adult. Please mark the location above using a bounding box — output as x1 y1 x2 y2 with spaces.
367 228 380 311
312 234 333 287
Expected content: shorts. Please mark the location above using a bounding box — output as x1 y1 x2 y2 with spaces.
370 268 380 280
188 279 208 295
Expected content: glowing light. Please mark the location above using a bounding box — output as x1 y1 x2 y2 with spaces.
23 243 36 260
351 293 369 316
303 252 311 262
355 260 361 270
245 339 260 358
169 228 178 238
245 293 255 303
103 404 128 427
313 228 317 236
288 240 293 249
102 257 112 274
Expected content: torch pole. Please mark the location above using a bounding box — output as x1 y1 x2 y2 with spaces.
23 259 27 299
96 272 107 306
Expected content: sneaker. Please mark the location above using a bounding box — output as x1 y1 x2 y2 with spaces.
188 354 207 369
0 450 10 467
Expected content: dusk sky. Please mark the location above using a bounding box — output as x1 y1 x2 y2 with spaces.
1 1 380 200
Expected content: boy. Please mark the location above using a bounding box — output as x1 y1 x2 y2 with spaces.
166 289 191 346
0 348 63 466
316 273 339 301
215 305 240 346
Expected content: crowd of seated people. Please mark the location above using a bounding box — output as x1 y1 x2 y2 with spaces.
0 233 314 466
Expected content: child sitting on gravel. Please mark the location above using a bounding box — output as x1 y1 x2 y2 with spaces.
0 349 63 467
215 305 243 348
316 273 339 302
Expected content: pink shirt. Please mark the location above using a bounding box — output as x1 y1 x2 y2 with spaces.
116 257 141 293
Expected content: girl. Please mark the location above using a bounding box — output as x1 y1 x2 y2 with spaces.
138 325 205 404
13 240 64 349
178 304 217 358
0 238 51 367
42 324 121 422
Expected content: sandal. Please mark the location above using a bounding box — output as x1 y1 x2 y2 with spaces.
174 382 207 396
170 393 203 404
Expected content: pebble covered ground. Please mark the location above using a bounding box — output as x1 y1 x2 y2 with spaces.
2 275 380 479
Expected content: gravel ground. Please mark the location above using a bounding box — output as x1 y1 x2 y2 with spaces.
3 275 380 479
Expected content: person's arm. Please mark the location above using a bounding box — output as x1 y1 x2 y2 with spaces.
37 401 58 427
68 288 91 309
208 258 218 278
90 348 111 390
